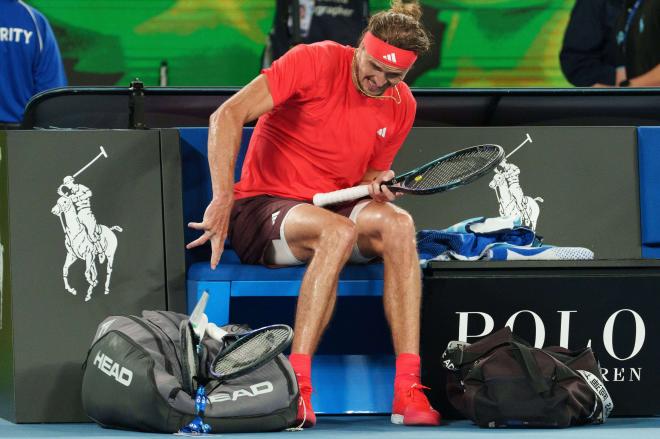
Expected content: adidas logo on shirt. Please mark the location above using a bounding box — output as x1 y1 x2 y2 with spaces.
383 53 397 64
377 127 387 138
271 210 280 225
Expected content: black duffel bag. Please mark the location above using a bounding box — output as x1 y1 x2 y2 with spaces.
442 327 613 428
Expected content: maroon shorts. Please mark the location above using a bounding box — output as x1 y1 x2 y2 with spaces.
229 195 363 264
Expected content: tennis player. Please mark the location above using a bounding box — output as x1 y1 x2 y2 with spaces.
187 0 441 427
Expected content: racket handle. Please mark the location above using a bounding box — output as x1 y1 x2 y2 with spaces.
206 322 228 342
313 185 370 206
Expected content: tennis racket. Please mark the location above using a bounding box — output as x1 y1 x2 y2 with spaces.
313 144 505 207
209 324 293 381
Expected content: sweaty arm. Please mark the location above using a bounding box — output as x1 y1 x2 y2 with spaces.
186 75 274 269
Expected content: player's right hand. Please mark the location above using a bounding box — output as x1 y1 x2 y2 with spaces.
186 198 233 270
368 169 398 203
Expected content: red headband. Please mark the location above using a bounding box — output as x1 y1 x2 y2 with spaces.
362 31 418 70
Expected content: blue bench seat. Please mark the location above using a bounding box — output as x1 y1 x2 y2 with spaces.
187 249 384 324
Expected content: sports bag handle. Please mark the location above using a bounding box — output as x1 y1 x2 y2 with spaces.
509 341 551 395
442 328 550 395
442 327 528 369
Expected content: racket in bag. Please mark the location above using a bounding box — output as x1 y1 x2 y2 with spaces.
81 311 298 433
442 327 613 428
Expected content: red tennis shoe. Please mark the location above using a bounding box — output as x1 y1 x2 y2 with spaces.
294 381 316 428
391 383 441 426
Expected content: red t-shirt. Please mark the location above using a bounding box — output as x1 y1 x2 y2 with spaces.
234 41 416 201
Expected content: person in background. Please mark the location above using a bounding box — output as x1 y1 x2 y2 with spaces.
559 0 623 87
0 0 67 127
188 0 442 429
615 0 660 87
262 0 369 68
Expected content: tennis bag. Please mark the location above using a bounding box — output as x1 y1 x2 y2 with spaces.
442 327 613 428
81 311 298 433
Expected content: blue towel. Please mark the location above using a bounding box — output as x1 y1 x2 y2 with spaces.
417 217 593 264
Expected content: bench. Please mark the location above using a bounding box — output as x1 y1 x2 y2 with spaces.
180 127 393 414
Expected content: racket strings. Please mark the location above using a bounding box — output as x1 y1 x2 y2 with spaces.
405 148 502 190
212 328 291 376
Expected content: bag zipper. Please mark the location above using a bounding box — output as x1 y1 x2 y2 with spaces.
149 312 186 379
274 355 295 395
127 315 177 378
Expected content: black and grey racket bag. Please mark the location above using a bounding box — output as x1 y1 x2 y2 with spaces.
81 311 299 433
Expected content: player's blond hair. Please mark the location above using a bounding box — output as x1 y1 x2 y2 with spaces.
363 0 431 55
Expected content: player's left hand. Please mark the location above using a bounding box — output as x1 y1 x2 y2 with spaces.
367 170 402 203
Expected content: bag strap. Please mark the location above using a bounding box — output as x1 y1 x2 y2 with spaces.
442 327 530 370
509 341 551 394
543 347 605 382
442 336 551 395
577 370 614 422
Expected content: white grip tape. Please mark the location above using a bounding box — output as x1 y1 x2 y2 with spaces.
206 322 228 342
313 185 370 206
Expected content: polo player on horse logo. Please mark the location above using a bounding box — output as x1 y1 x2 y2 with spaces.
489 134 544 230
51 147 122 302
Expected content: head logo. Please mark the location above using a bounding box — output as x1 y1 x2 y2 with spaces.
93 351 133 386
442 359 456 371
208 381 274 403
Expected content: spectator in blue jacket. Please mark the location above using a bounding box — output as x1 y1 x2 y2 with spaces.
0 0 67 127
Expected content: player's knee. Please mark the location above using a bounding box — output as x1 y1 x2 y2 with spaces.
319 220 357 257
384 211 415 239
333 221 358 255
379 211 415 254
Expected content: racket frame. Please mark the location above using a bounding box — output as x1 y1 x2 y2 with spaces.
388 143 505 195
209 324 293 381
179 320 199 396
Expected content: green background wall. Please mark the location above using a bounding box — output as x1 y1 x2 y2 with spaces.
30 0 576 88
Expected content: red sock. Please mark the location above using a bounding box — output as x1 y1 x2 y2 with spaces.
394 353 421 390
290 353 316 427
289 353 312 386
